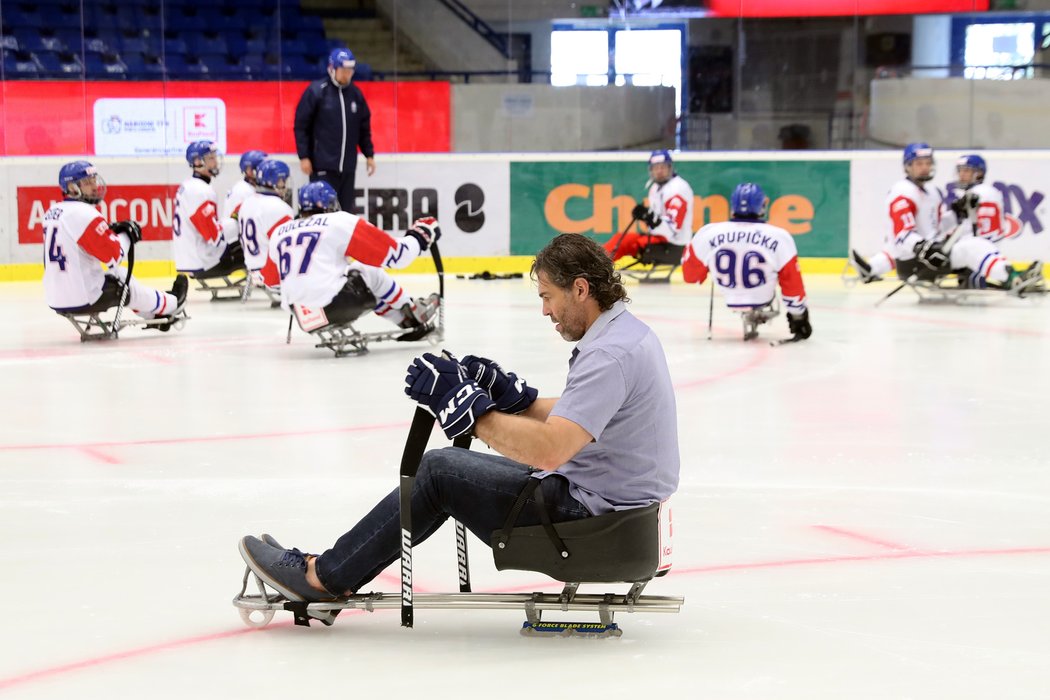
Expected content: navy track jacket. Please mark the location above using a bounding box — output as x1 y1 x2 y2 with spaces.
293 78 375 174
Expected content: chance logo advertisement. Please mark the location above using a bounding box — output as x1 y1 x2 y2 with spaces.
93 98 227 157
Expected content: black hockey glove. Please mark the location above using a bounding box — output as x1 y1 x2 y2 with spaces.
461 355 538 414
787 309 812 339
950 192 979 220
914 239 950 274
406 217 441 252
405 351 495 439
631 203 660 229
110 220 142 244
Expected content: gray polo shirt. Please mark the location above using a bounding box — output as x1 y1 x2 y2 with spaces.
539 301 680 515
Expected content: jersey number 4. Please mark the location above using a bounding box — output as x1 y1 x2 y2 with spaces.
714 249 766 289
44 224 67 271
276 231 321 279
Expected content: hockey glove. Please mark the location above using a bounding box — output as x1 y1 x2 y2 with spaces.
950 192 979 220
404 352 495 439
461 355 538 414
631 204 660 229
406 217 441 252
787 309 812 339
110 220 142 245
914 240 950 274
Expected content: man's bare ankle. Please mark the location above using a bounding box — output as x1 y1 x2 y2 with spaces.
304 556 328 593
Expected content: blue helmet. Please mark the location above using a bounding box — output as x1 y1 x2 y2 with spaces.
328 48 356 69
903 142 933 164
956 154 987 183
256 159 291 192
730 182 767 220
648 149 672 167
59 160 106 204
298 181 340 216
239 149 268 176
186 140 222 176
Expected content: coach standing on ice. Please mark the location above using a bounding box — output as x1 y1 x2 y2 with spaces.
294 48 376 214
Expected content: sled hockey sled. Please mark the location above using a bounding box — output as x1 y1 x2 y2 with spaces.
289 244 446 358
233 408 684 637
620 242 685 284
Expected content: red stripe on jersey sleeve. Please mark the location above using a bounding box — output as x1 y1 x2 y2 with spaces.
190 200 221 242
976 202 1002 239
681 244 708 284
665 194 688 231
77 216 122 264
260 255 280 287
344 218 399 267
777 255 807 298
265 215 292 241
888 195 918 239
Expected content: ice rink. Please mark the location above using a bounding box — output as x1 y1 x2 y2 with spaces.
1 272 1048 699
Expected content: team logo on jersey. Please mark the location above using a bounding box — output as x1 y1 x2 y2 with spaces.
454 183 485 233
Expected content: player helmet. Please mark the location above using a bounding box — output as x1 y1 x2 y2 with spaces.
256 159 291 197
956 154 987 184
648 149 672 166
186 140 222 176
298 181 340 216
59 160 106 204
239 150 268 177
730 182 768 220
903 142 933 164
328 48 356 69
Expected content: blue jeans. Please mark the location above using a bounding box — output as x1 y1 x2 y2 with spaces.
314 447 592 595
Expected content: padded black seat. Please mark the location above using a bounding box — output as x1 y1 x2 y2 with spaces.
638 243 685 266
492 502 660 583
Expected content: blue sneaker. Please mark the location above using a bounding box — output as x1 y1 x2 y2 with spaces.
238 535 335 603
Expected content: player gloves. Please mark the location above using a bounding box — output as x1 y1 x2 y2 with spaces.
460 355 538 414
631 204 660 229
110 220 142 244
406 217 441 252
950 192 979 220
405 351 495 439
787 309 812 339
914 239 950 274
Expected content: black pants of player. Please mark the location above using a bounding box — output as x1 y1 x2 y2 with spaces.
322 270 376 326
311 167 357 214
199 241 245 279
59 277 123 314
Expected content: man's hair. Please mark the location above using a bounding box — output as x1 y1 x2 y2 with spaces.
531 234 629 311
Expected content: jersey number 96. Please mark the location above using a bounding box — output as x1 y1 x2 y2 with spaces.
714 249 766 289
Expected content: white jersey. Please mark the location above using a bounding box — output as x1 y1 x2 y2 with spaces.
43 200 124 310
647 174 694 245
682 220 807 314
173 175 226 272
940 182 1008 243
238 192 293 271
224 179 255 221
261 210 424 310
886 178 940 261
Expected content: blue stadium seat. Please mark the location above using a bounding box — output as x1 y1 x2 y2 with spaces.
188 34 228 56
120 37 149 55
34 50 65 77
164 38 189 56
0 35 20 52
3 52 40 77
22 33 69 54
162 53 191 78
5 8 45 30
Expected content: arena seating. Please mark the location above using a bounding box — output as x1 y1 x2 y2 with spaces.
0 0 349 81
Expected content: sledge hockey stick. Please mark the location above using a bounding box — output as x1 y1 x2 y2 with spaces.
876 219 972 308
400 406 436 628
111 237 135 338
706 277 715 340
451 433 473 593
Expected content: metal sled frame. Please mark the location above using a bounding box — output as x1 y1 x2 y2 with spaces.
240 273 281 306
306 301 445 357
232 410 683 636
903 274 1047 305
299 243 448 358
60 308 189 341
189 270 248 301
619 242 685 284
739 299 780 341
